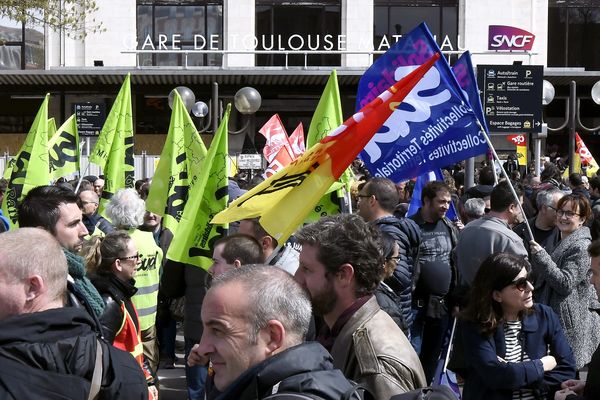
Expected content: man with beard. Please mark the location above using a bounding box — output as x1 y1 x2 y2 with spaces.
18 185 106 325
295 214 426 398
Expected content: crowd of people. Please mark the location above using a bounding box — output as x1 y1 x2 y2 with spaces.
0 157 600 400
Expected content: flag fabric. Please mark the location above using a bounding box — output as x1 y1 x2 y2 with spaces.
167 104 231 270
406 168 457 220
356 23 488 182
304 70 348 221
89 74 135 214
452 51 489 134
288 123 306 159
212 54 439 243
146 91 208 234
48 115 80 181
576 133 599 175
1 94 50 227
264 145 294 178
47 118 57 139
259 114 291 163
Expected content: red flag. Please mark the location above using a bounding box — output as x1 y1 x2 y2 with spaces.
288 123 306 159
264 145 294 178
259 114 291 163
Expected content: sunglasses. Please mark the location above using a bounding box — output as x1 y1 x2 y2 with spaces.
510 276 532 292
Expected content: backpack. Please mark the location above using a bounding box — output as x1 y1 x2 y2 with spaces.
389 385 459 400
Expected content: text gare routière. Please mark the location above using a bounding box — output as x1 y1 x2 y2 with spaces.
374 104 485 177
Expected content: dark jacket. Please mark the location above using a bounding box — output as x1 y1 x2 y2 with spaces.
215 341 362 400
373 215 421 329
565 338 600 399
0 307 148 400
89 272 139 344
461 304 576 400
375 281 409 336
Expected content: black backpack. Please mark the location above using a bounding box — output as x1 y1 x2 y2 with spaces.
263 381 375 400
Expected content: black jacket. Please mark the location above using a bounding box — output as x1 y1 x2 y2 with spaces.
0 307 148 400
90 272 139 344
375 281 409 336
373 215 421 329
215 342 362 400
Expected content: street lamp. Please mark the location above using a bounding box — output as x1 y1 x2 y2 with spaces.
171 83 261 135
543 79 600 172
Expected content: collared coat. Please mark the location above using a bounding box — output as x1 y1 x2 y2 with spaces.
330 296 426 399
531 226 600 369
461 304 576 400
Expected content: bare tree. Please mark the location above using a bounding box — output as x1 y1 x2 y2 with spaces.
0 0 105 40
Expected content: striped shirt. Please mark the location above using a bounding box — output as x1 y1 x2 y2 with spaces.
504 320 536 400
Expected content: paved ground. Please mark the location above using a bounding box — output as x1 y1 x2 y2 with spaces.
156 333 188 400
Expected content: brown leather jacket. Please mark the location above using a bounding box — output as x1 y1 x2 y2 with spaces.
330 296 426 399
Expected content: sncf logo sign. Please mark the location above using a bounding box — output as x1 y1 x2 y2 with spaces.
488 25 535 51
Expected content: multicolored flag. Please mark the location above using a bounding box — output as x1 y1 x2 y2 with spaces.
212 54 439 243
576 133 599 175
356 23 487 182
288 123 306 159
146 91 208 234
264 145 294 178
167 104 231 270
259 114 291 163
1 94 50 227
89 74 135 214
48 114 80 181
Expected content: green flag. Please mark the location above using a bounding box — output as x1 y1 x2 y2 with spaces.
304 70 351 222
146 91 208 233
89 74 134 214
49 115 80 181
48 118 57 139
167 104 231 270
1 94 50 227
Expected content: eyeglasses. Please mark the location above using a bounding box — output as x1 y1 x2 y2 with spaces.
119 253 140 261
357 194 371 199
81 201 98 206
556 209 581 219
547 205 557 212
386 256 401 262
510 276 533 292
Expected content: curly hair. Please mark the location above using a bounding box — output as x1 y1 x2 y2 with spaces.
296 214 384 296
461 253 532 336
105 188 145 229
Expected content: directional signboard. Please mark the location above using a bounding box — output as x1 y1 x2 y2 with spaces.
74 102 106 136
477 65 543 133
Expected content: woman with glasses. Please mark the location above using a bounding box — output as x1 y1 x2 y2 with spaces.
530 194 600 369
461 253 576 400
84 231 158 399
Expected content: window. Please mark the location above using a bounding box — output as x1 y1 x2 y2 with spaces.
374 0 458 57
0 16 44 70
136 1 223 67
548 0 600 70
255 1 341 67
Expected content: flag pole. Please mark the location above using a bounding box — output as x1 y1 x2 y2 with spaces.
74 161 91 193
478 121 534 241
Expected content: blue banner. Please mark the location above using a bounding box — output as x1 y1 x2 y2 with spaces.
452 51 489 135
356 23 488 183
406 168 457 220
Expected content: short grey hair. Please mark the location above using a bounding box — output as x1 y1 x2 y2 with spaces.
0 228 67 303
536 188 564 208
105 188 145 229
210 264 312 345
464 197 486 219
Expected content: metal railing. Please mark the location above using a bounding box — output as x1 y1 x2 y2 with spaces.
121 49 539 70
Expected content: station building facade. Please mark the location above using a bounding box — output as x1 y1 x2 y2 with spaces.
0 0 599 164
